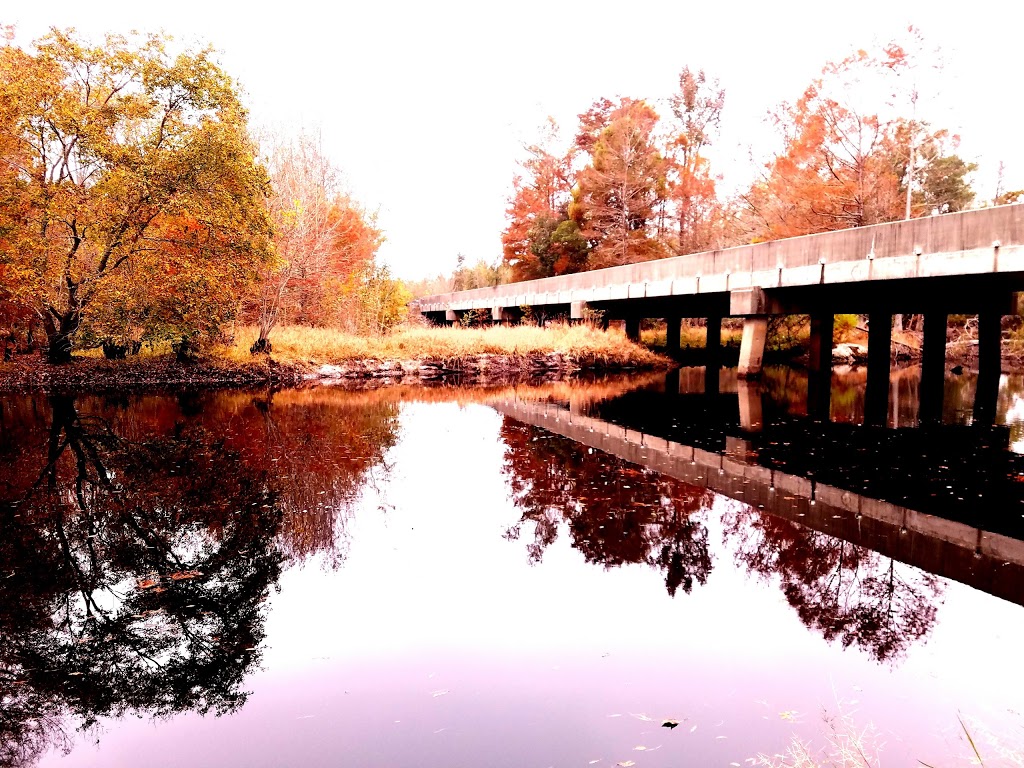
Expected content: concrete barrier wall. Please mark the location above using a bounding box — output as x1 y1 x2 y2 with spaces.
417 204 1024 313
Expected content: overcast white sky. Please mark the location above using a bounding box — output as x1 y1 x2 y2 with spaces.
7 0 1023 279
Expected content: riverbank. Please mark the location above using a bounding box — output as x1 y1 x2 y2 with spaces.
0 324 670 392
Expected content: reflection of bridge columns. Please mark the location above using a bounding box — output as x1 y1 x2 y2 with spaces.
974 310 1002 424
920 310 947 423
737 380 764 432
808 312 834 420
664 367 681 397
866 312 892 426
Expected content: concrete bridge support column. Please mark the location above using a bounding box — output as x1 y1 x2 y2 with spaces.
665 315 681 354
706 315 722 360
731 288 767 379
705 315 722 394
973 310 1003 424
625 317 641 343
570 301 588 324
919 311 948 423
445 309 459 326
492 306 513 325
737 318 768 378
808 312 834 420
866 313 892 426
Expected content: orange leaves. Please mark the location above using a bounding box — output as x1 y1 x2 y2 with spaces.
137 570 203 591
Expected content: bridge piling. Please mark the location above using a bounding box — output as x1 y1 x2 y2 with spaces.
706 315 722 364
866 313 892 426
808 312 834 419
665 315 681 353
920 311 948 422
625 317 641 343
737 318 768 378
974 310 1002 424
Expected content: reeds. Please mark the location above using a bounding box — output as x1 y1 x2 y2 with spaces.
221 323 666 367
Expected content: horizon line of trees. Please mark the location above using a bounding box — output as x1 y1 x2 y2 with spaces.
0 27 408 364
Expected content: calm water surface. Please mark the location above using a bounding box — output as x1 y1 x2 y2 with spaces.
1 366 1023 767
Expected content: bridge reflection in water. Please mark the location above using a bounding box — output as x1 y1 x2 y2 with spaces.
493 367 1024 608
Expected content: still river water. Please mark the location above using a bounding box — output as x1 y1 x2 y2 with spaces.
1 365 1023 767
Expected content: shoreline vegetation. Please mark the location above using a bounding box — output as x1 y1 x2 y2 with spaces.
0 324 670 392
1 319 1019 393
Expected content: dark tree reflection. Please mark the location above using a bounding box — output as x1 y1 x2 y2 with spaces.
500 419 714 596
0 394 286 765
0 386 400 765
722 503 943 662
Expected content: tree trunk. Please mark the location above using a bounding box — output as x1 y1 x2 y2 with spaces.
42 309 81 364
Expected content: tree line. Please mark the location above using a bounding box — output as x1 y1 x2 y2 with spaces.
0 28 405 363
499 29 1019 284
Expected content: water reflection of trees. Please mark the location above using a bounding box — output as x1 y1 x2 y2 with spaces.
500 419 714 597
722 504 943 663
0 389 401 764
0 395 284 766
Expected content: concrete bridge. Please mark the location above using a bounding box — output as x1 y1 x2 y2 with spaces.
417 204 1024 422
492 393 1024 607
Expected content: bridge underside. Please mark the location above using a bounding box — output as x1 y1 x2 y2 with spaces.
422 270 1022 428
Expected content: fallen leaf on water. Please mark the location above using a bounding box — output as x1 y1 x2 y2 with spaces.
633 746 647 751
630 713 654 722
169 570 203 581
137 578 159 590
662 719 679 729
432 689 449 698
690 725 697 732
779 711 798 721
616 762 635 767
607 714 622 718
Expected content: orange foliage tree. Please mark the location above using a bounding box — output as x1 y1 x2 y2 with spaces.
500 119 584 280
741 32 969 241
665 67 727 254
573 98 670 268
0 30 273 362
250 132 383 352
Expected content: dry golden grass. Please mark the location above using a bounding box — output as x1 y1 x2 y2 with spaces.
221 324 666 367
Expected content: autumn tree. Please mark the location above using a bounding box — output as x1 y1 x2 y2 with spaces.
665 67 726 254
743 54 904 239
250 131 383 352
574 98 670 268
0 29 273 362
742 32 974 241
500 119 585 279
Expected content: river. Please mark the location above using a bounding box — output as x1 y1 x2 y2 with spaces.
0 365 1022 767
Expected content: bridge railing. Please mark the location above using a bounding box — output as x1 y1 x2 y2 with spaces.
416 203 1024 310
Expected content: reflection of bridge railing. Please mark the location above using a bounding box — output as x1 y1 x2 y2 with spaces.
493 396 1024 607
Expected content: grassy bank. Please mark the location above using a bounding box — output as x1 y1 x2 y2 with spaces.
222 323 665 367
0 323 669 391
